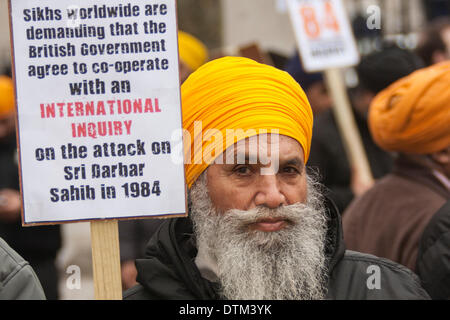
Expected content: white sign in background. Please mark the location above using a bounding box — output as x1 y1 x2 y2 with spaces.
9 0 186 224
287 0 360 72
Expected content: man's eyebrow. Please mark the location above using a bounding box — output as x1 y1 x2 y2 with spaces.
281 157 304 169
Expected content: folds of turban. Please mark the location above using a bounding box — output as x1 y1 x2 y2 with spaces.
178 31 208 72
181 56 313 188
369 61 450 155
0 76 14 119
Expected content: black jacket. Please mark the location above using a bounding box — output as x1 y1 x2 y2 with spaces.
124 199 429 300
416 200 450 299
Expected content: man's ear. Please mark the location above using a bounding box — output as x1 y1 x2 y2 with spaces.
430 147 450 165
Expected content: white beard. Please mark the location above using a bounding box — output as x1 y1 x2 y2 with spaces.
189 173 329 300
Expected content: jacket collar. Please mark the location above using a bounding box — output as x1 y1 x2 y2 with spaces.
392 155 450 199
323 196 346 273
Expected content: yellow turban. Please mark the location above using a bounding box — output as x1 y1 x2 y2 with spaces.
181 56 313 188
0 76 15 119
369 61 450 155
178 31 208 71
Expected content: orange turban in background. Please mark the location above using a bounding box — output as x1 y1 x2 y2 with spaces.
178 31 209 71
369 61 450 155
181 56 313 188
0 75 15 119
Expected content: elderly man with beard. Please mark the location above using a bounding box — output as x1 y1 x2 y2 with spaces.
124 57 429 300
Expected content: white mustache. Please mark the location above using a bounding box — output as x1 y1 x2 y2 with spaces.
223 203 309 227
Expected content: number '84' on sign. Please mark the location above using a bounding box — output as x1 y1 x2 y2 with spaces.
299 1 340 39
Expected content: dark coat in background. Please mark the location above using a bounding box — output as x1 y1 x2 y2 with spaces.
119 219 164 262
343 156 450 272
124 199 429 300
416 200 450 299
0 135 61 299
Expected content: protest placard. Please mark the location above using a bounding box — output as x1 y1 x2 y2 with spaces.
287 0 359 72
9 0 186 225
9 0 185 299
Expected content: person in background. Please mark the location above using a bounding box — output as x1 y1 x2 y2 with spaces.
306 45 424 213
119 30 209 290
343 61 450 273
0 75 61 299
284 52 332 117
178 30 209 84
0 75 19 223
415 17 450 66
415 200 450 299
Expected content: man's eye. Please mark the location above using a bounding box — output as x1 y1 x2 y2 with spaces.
282 166 300 174
233 165 251 175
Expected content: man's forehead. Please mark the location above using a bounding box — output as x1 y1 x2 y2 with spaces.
221 134 305 164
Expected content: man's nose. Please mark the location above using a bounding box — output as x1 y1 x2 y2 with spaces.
254 175 287 209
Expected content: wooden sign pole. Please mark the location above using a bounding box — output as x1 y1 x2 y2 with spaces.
324 68 374 186
90 220 122 300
